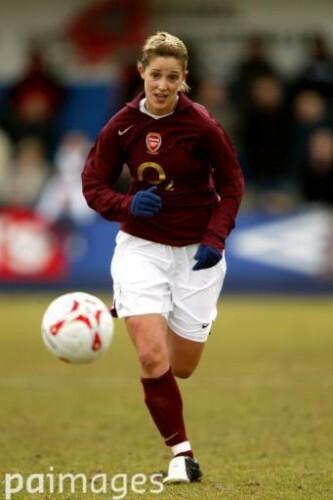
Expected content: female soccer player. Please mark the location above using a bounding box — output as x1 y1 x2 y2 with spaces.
82 31 244 484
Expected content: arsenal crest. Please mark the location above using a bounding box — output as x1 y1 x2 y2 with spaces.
146 133 161 154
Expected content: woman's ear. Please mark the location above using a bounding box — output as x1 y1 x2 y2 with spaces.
138 63 145 80
181 71 190 92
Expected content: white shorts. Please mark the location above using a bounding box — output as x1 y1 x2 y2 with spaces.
110 231 226 342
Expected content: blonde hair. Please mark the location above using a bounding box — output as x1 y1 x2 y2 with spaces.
139 31 190 92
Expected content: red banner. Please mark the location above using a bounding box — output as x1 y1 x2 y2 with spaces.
67 0 149 64
0 207 66 281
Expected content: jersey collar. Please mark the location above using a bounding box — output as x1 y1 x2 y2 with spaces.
126 91 193 113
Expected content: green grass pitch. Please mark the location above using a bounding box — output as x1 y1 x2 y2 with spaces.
0 293 332 499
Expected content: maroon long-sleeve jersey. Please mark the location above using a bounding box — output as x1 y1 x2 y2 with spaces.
82 92 244 251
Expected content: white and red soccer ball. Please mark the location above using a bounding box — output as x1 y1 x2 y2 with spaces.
41 292 114 364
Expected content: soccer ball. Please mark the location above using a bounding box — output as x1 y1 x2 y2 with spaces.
41 292 114 364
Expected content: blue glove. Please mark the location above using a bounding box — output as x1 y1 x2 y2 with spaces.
192 244 222 271
130 186 162 217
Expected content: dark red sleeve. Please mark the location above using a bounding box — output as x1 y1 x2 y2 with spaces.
202 121 245 251
81 123 132 222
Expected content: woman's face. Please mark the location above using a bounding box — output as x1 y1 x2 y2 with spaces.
139 56 186 116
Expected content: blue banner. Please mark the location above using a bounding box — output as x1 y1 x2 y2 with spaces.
1 207 333 294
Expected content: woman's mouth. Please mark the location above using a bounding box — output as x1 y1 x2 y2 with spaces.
154 93 168 103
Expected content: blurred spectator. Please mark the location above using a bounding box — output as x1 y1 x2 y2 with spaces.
2 137 50 209
120 57 144 104
290 34 333 101
36 131 95 224
195 78 236 137
0 128 13 206
230 33 278 120
0 45 66 158
290 89 331 174
241 75 290 183
239 73 293 212
299 128 333 204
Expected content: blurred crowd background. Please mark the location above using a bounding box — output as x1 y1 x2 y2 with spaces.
0 0 332 289
0 0 333 219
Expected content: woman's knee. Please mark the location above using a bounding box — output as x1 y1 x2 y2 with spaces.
125 315 169 377
138 346 168 375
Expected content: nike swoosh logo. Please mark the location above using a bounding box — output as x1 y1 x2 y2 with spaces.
118 125 134 136
165 432 179 443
